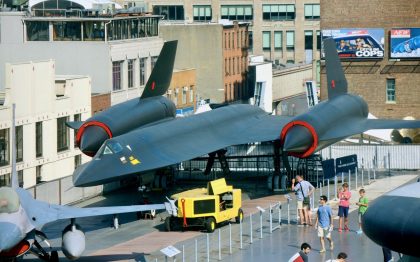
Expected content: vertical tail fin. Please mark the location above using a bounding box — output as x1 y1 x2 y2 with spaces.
11 104 18 189
324 38 348 99
140 40 178 99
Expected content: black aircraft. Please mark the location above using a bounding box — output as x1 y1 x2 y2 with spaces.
70 38 420 187
362 181 420 261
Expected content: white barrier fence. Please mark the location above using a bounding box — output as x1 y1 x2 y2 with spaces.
320 144 420 170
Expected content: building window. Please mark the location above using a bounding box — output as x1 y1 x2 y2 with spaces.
317 31 321 50
57 117 69 152
189 86 194 103
248 31 253 52
182 87 187 104
0 173 10 187
36 165 42 184
386 79 396 102
73 114 81 148
16 126 23 163
151 56 158 70
128 59 134 88
255 82 263 106
75 154 81 169
139 58 146 86
305 31 314 50
0 129 9 167
304 4 320 20
52 21 82 41
112 61 123 91
26 21 49 41
262 4 295 20
18 170 23 187
263 31 271 51
153 5 184 20
36 122 43 157
173 88 178 106
221 5 253 21
274 31 282 51
286 31 295 51
193 5 212 21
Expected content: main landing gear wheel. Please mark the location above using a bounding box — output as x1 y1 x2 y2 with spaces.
235 208 244 223
49 251 59 262
205 217 216 233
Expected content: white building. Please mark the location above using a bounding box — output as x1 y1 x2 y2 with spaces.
0 12 163 106
0 60 91 188
248 55 273 113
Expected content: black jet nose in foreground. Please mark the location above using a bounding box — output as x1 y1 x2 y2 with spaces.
282 125 314 153
79 126 109 155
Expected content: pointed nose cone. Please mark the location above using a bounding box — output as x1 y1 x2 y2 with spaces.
79 126 109 155
0 222 23 251
283 125 313 153
73 163 93 187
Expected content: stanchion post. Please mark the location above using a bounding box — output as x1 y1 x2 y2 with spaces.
373 159 376 181
320 182 323 197
362 168 364 187
218 229 221 261
229 223 232 254
327 179 330 200
279 202 282 227
287 198 290 224
348 170 351 190
334 176 337 200
206 234 210 262
368 163 371 185
195 239 198 262
260 210 263 239
240 217 243 249
355 167 358 189
250 214 253 243
182 245 185 262
269 204 273 233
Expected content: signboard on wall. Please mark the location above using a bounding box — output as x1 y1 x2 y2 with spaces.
335 154 358 174
390 28 420 59
322 29 385 59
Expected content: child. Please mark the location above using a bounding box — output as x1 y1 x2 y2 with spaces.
356 188 368 234
338 183 351 232
315 195 334 253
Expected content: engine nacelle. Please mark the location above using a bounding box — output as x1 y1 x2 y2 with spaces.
62 224 85 260
76 96 176 156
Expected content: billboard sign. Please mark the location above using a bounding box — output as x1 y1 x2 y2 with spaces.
390 28 420 58
335 154 358 174
322 29 385 59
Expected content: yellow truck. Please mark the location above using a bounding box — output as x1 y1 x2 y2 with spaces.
164 178 243 233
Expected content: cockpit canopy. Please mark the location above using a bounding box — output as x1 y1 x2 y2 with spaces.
0 187 20 214
94 140 123 158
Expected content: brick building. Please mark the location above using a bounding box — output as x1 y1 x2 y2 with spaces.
321 0 420 119
166 68 197 115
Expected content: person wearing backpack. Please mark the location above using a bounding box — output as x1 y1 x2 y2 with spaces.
292 175 315 226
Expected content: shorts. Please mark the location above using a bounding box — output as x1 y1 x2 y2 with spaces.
358 212 364 223
297 200 303 210
338 206 349 217
317 226 331 238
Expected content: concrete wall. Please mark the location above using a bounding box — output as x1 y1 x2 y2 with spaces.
272 64 313 102
159 24 224 103
0 60 91 188
320 0 420 119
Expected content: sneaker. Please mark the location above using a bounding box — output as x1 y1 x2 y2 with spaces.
319 249 326 253
303 223 307 226
344 226 350 232
356 230 363 234
297 223 304 227
338 228 342 233
330 241 334 251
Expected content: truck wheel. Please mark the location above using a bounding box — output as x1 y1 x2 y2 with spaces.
205 217 216 233
235 209 244 223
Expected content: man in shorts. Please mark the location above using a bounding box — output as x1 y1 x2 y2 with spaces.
292 175 315 226
314 195 333 253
